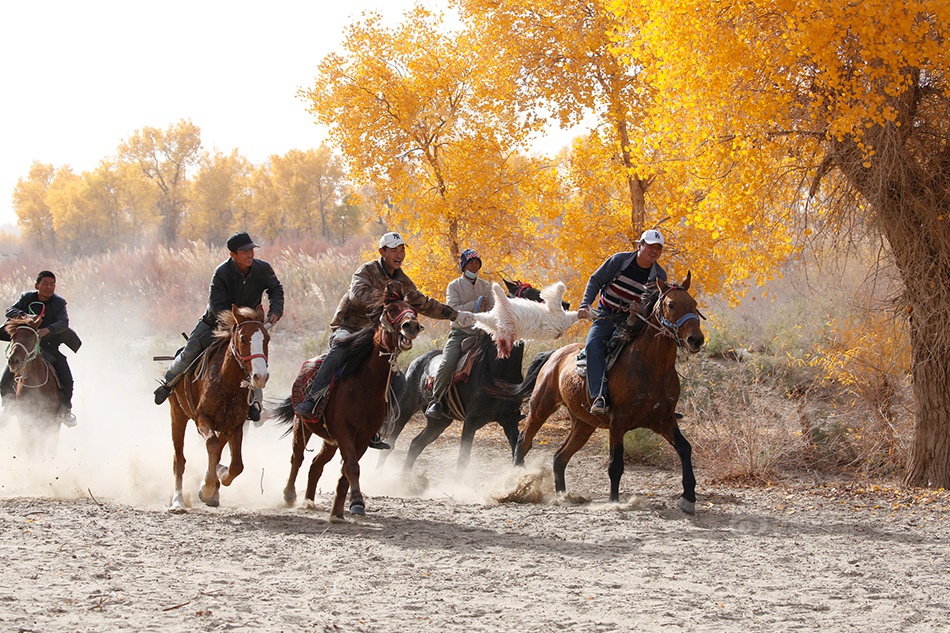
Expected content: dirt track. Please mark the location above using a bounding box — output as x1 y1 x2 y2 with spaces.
1 414 948 633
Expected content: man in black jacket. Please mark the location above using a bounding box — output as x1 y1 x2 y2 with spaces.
153 232 284 422
1 270 81 427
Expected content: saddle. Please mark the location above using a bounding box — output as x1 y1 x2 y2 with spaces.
423 334 487 393
575 331 626 382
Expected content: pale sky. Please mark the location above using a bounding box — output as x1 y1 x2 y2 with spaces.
1 0 576 229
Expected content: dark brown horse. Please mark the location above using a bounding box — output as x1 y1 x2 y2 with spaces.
4 316 62 438
273 283 423 519
168 305 271 511
514 273 704 512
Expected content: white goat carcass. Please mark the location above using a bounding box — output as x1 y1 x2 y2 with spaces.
471 282 579 358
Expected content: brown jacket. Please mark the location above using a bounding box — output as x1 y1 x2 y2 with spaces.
329 258 458 332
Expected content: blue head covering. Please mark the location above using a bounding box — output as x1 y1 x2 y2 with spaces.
459 248 481 271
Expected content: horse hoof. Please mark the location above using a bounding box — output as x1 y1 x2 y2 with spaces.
216 464 229 481
283 490 297 507
330 513 346 523
198 488 220 507
302 499 317 510
677 497 696 514
169 494 187 513
349 502 365 516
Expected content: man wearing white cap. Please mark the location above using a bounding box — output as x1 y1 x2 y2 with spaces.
295 231 475 448
576 229 668 415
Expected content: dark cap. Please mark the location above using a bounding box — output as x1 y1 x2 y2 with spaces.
226 231 258 252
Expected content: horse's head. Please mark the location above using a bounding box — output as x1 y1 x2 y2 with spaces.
5 315 42 375
228 304 270 389
381 282 422 352
503 278 571 310
654 272 705 353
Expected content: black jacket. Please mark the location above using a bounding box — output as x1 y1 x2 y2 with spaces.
4 291 82 353
201 258 285 326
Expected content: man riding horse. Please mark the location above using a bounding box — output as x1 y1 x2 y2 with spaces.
577 229 668 415
1 270 81 427
425 247 494 420
294 231 476 448
153 232 283 422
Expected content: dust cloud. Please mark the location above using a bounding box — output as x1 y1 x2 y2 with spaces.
0 301 530 512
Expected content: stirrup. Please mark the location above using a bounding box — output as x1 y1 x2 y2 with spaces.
590 395 608 415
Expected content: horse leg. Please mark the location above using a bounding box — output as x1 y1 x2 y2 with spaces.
663 424 697 514
376 405 413 470
500 411 524 460
455 418 479 473
514 383 561 466
305 441 337 508
283 422 311 506
607 425 627 503
195 417 222 507
403 416 452 474
552 417 596 494
339 444 367 517
169 403 189 512
217 426 245 486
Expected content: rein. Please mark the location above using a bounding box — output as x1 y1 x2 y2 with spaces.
228 320 269 398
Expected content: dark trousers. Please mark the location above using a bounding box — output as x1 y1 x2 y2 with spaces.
305 328 356 398
1 352 73 407
584 318 617 400
163 320 214 385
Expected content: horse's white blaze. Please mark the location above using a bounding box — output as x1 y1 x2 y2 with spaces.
249 329 269 388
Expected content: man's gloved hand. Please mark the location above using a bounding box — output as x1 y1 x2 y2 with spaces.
455 310 476 328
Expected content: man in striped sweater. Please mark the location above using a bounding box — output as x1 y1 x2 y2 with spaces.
577 230 668 415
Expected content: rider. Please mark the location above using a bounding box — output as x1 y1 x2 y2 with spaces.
577 229 668 415
1 270 81 427
153 232 283 422
425 248 493 419
294 231 476 448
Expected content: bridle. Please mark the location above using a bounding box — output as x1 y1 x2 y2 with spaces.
229 320 269 389
5 325 50 388
635 285 704 349
378 305 418 355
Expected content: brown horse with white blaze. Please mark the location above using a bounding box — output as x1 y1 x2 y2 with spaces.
168 305 271 511
273 282 423 519
4 315 62 441
514 273 704 512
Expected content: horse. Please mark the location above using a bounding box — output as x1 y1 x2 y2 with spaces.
4 315 63 443
379 332 549 475
168 305 271 511
512 273 705 513
272 282 423 519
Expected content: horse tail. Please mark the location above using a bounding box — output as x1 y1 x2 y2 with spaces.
487 349 554 401
270 395 296 437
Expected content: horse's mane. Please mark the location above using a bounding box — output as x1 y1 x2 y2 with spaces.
4 315 38 336
213 306 261 339
333 327 378 380
615 290 662 343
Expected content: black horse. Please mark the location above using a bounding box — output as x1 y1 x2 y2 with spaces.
379 332 549 474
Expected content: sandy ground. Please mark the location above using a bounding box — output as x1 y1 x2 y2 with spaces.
2 406 949 633
0 321 948 632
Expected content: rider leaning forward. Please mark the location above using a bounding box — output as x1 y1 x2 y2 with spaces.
294 231 476 449
577 229 668 415
153 232 283 422
1 270 81 427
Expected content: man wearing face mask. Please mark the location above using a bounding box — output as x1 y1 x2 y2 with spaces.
425 248 494 419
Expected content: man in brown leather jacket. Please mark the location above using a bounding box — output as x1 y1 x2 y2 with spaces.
295 231 475 448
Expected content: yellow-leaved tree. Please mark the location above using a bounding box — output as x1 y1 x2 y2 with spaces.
455 0 797 299
615 0 950 486
302 7 559 294
12 162 56 252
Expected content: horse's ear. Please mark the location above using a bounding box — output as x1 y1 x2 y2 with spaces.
681 271 691 291
231 304 241 321
656 278 669 293
30 314 42 327
255 304 266 321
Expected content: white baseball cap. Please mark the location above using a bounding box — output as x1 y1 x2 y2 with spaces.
639 229 664 246
379 231 406 249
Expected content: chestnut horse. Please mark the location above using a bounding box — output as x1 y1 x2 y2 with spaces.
514 273 705 512
273 283 423 519
168 305 271 511
4 315 62 436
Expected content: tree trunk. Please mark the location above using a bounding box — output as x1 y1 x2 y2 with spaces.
903 315 950 487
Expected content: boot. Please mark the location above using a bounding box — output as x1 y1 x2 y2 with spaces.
154 384 172 405
59 407 78 428
590 394 608 415
425 399 443 419
248 401 262 423
368 433 391 450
